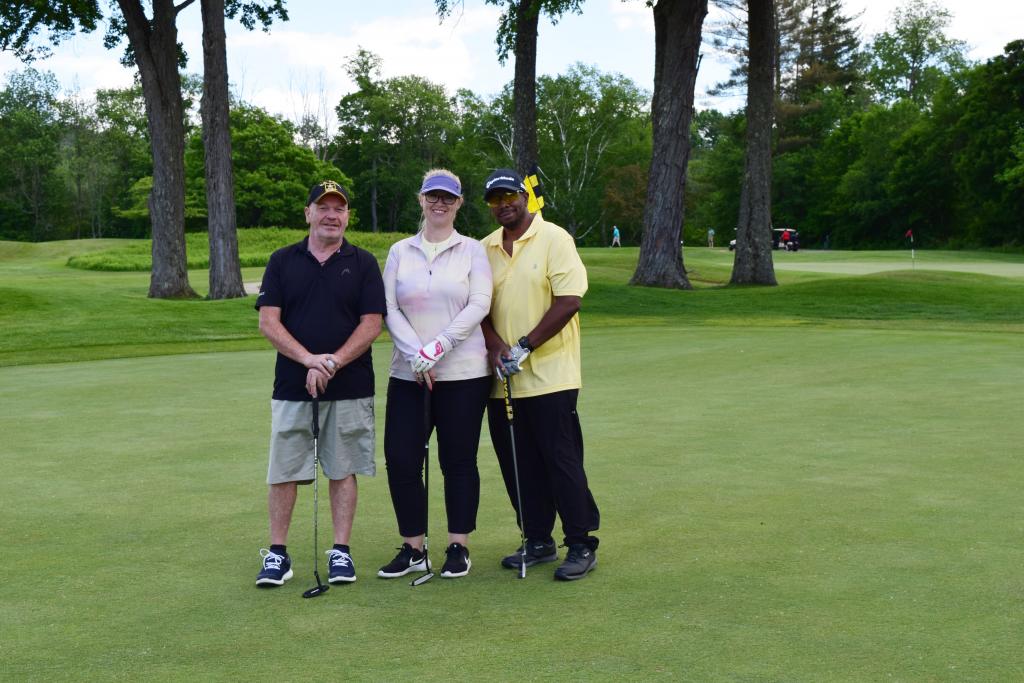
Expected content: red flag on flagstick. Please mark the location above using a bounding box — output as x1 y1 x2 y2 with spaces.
905 229 913 238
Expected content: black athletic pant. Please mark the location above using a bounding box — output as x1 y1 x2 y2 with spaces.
487 389 600 549
384 375 491 537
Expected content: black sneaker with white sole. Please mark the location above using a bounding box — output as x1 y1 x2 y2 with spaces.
553 543 597 581
500 538 558 569
256 548 293 587
377 543 429 578
440 543 471 578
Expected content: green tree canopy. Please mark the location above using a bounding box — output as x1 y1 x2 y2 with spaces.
185 103 349 229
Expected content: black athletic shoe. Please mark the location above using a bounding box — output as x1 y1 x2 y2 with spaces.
500 539 558 569
377 543 429 578
554 544 597 581
440 543 471 578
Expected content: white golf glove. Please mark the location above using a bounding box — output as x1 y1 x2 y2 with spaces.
498 341 531 377
410 335 453 374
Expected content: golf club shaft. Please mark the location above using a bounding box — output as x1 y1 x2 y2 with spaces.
412 385 435 586
312 398 321 585
503 376 528 578
302 398 329 597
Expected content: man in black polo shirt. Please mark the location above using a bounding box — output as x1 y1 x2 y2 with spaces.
254 180 385 587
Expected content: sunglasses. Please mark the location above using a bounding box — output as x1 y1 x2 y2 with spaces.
486 191 521 208
424 192 458 206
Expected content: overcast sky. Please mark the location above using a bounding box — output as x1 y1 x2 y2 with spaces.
1 0 1021 118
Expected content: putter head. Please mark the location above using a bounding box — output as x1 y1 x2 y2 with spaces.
302 585 329 598
410 571 435 586
302 571 330 598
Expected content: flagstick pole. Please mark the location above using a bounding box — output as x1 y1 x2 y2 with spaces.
911 235 915 270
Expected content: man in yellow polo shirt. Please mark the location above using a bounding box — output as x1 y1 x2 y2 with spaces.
479 168 601 581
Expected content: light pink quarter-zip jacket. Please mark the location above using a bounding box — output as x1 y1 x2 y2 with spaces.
383 231 492 382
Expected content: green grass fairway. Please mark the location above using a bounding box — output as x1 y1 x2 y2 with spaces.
2 241 1023 680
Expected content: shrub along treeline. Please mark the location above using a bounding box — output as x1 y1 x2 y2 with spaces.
65 228 408 271
1 1 1021 249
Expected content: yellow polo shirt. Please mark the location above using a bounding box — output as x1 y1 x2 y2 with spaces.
482 215 588 399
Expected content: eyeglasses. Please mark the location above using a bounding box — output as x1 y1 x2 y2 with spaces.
424 192 458 206
486 191 521 208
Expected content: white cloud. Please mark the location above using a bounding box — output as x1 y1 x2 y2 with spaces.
607 0 652 33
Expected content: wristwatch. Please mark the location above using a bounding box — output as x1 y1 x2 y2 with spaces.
518 336 534 352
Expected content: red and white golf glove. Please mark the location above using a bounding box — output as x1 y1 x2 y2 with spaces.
410 335 453 374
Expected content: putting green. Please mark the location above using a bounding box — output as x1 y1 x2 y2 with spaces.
773 256 1024 277
2 241 1023 678
2 322 1022 680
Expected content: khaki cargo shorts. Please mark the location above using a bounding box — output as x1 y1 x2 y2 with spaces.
267 398 376 484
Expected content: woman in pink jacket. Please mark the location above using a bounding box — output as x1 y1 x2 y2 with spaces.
378 169 493 580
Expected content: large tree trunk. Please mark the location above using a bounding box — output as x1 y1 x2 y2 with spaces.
630 0 707 289
200 0 245 299
117 0 196 299
370 157 379 232
512 0 539 175
730 0 778 286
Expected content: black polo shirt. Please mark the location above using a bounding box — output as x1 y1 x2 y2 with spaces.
255 237 385 401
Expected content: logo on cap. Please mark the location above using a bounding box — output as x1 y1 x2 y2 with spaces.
486 176 517 189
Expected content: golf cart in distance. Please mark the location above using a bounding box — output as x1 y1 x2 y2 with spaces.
728 228 800 252
773 228 799 251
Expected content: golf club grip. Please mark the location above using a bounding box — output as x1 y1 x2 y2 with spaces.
503 376 514 421
311 398 319 438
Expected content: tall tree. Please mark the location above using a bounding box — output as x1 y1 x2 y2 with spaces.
1 2 101 61
707 0 807 97
185 104 346 228
436 0 582 176
333 50 458 232
110 0 196 298
202 0 285 297
534 64 650 238
4 0 284 298
630 0 707 289
200 0 243 299
867 0 967 106
730 0 777 285
0 68 65 241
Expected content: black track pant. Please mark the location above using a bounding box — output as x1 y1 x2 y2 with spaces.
384 376 491 537
487 389 600 549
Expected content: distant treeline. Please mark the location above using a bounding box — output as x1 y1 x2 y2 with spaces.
1 4 1021 248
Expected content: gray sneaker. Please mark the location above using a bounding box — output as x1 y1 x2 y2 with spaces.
501 539 558 569
553 544 596 581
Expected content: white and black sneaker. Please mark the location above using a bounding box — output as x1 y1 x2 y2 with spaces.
377 543 429 578
440 543 471 578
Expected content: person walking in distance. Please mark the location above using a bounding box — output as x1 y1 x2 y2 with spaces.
707 227 715 248
378 169 493 580
479 168 601 581
254 180 385 587
611 225 621 247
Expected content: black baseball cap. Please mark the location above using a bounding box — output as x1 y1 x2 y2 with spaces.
307 180 350 206
482 169 526 198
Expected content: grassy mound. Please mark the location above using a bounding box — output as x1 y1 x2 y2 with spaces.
65 227 410 271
